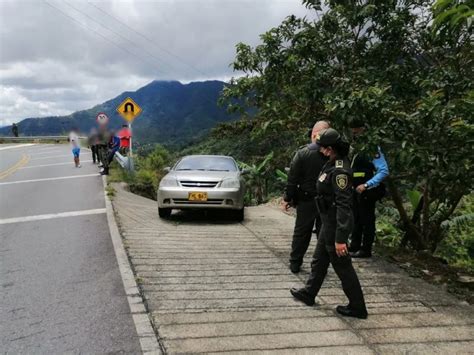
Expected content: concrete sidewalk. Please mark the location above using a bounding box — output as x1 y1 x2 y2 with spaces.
111 183 474 354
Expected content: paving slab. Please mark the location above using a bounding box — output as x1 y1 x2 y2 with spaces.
111 183 474 354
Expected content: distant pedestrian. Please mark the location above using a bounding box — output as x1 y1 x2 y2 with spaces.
69 128 81 168
11 123 19 137
88 128 99 164
117 124 131 155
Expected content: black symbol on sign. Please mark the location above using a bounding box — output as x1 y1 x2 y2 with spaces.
123 103 134 113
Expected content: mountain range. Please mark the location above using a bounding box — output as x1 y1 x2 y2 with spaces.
0 80 236 147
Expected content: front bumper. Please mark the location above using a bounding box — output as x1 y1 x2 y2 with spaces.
157 187 244 210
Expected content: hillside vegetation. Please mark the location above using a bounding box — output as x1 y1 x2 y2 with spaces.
0 80 236 148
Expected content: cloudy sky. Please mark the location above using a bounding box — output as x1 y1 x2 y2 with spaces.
0 0 311 127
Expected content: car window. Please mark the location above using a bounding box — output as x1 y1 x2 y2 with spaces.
175 156 238 171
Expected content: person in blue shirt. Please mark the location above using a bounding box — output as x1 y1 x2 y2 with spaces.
349 119 389 258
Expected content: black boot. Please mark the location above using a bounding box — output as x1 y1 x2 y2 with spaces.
289 263 301 274
336 305 368 319
351 250 372 258
290 288 315 306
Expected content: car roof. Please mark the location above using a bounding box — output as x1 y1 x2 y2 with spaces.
181 155 235 159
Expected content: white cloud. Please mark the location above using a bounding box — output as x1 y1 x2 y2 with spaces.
0 0 310 126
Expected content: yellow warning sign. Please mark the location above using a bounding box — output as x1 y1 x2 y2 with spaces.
116 97 142 122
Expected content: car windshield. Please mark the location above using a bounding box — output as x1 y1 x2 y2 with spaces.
175 156 238 172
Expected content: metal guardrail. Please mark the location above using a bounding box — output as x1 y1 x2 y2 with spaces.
114 151 134 172
0 136 86 143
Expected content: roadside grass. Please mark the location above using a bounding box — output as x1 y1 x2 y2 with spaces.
374 194 474 304
105 185 116 199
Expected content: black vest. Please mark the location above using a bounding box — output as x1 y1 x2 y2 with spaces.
351 154 374 186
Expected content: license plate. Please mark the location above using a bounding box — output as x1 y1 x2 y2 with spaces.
188 192 208 201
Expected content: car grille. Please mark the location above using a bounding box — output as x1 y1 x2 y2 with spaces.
172 198 224 205
179 181 219 188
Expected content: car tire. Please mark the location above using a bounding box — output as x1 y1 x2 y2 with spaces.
234 208 244 222
158 207 172 218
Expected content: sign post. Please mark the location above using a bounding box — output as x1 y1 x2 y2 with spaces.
116 97 142 172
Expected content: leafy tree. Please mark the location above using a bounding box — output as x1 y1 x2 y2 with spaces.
432 0 473 33
239 152 274 204
221 0 474 252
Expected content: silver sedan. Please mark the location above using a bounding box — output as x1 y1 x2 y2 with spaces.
157 155 246 220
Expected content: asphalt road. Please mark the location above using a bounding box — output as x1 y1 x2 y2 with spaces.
0 144 141 353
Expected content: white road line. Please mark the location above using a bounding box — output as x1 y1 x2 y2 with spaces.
0 173 100 186
20 160 93 169
30 154 73 160
101 176 163 354
0 208 106 225
0 144 35 151
33 147 65 152
29 151 65 156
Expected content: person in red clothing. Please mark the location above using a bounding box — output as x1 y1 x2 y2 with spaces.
117 124 131 155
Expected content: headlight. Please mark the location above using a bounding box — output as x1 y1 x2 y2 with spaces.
159 177 178 187
220 178 240 188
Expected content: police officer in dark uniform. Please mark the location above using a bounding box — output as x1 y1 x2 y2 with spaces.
290 128 368 319
349 119 389 258
282 121 329 273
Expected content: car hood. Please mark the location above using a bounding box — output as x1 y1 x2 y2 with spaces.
167 170 240 181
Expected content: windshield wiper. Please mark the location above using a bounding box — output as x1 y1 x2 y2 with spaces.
208 169 230 171
177 168 207 171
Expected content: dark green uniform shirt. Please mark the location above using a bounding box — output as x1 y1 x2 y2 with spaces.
316 156 354 244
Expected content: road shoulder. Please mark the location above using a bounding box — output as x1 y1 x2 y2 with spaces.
111 182 474 354
103 177 163 354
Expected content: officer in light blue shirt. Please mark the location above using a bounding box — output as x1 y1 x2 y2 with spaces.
349 119 389 258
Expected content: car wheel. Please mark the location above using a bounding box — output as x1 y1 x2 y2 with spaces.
234 208 244 222
158 207 172 218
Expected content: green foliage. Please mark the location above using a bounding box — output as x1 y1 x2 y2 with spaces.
139 144 170 172
129 169 157 200
407 190 422 210
112 144 171 201
432 0 473 34
221 0 474 253
275 169 288 183
239 152 275 204
434 195 474 272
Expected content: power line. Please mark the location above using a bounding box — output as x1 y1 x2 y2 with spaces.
63 0 178 74
43 0 163 75
87 1 209 78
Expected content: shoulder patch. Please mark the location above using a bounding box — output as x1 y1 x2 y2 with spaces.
335 174 348 190
335 160 343 168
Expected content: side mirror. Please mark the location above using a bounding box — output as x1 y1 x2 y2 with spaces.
240 168 250 175
163 167 171 173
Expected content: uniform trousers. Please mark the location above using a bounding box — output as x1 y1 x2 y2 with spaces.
290 199 320 267
304 213 367 312
98 144 108 167
91 145 99 163
351 194 376 253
